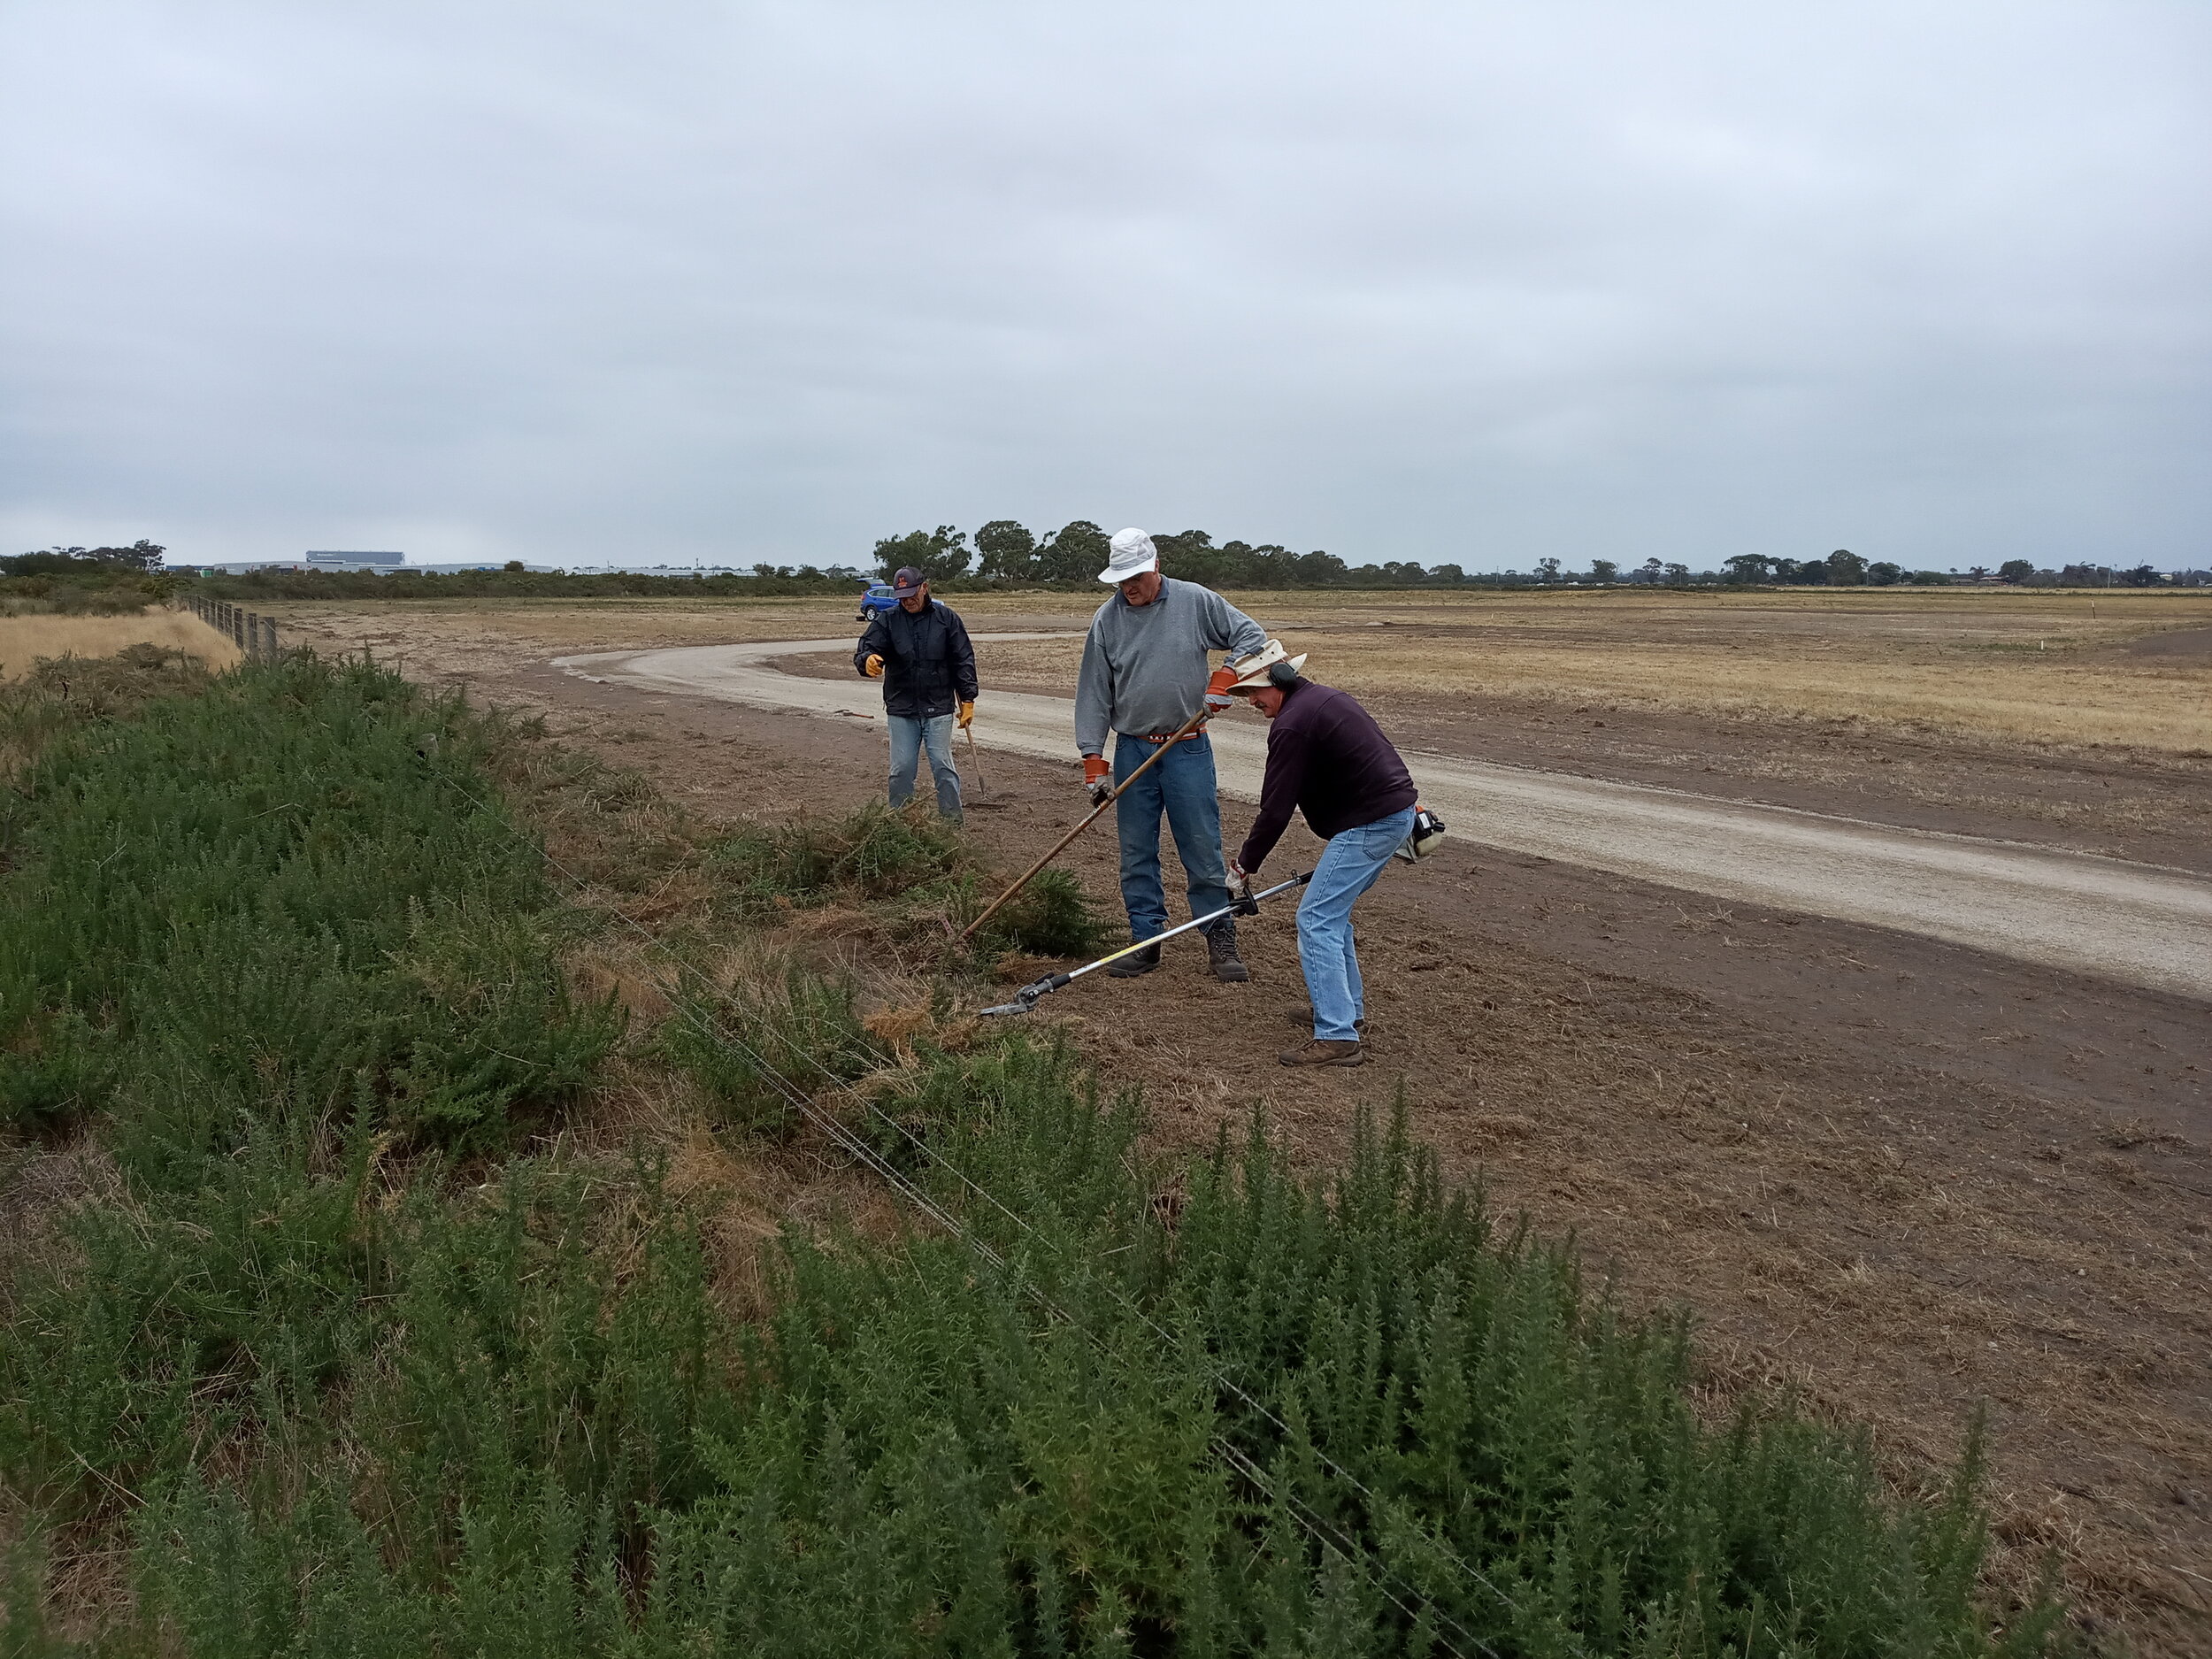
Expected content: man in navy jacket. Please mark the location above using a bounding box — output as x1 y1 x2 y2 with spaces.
854 566 979 820
1225 641 1417 1068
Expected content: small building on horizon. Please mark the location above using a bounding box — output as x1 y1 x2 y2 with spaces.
304 550 405 571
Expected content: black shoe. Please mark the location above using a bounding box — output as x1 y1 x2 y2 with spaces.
1107 943 1161 978
1207 922 1250 983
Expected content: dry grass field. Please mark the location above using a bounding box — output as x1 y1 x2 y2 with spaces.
254 586 2212 754
0 608 242 680
982 588 2212 755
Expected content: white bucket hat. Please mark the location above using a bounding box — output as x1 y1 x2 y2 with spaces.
1098 527 1158 585
1224 638 1309 693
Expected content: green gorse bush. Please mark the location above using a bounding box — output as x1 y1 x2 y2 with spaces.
0 652 618 1148
0 655 2060 1655
705 799 1102 960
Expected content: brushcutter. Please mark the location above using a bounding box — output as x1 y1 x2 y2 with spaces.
979 871 1310 1017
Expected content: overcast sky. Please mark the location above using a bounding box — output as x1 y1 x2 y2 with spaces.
4 1 2206 572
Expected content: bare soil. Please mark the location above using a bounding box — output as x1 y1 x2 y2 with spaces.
277 605 2212 1653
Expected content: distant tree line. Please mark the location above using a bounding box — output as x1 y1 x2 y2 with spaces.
2045 562 2179 588
872 521 1556 589
19 533 2195 602
1717 550 1949 587
4 540 166 575
1 545 178 616
870 521 1363 588
174 566 859 602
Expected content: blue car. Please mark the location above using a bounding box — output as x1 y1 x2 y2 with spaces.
856 581 900 622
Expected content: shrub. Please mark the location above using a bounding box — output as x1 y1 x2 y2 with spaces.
662 950 889 1134
973 865 1103 959
0 651 618 1148
709 802 972 916
58 1044 2053 1655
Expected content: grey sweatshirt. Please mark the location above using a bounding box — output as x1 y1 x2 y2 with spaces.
1074 579 1267 756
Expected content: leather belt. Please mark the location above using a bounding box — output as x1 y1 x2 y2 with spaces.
1136 722 1204 742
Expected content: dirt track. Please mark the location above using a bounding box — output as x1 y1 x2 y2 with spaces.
557 637 2212 1002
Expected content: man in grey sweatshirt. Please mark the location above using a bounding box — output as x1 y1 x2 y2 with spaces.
1076 527 1267 980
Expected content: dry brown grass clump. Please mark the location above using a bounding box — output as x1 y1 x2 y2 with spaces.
0 610 242 680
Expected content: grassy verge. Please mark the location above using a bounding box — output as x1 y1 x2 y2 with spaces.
0 652 2062 1655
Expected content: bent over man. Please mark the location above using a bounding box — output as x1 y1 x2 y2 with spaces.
1225 641 1417 1068
1075 527 1264 981
855 565 977 820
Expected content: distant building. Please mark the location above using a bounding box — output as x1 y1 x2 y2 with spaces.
305 550 405 571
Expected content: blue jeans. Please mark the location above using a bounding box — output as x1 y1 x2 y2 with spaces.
1111 732 1230 941
1298 806 1415 1041
887 713 962 819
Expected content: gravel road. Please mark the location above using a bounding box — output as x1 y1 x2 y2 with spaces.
556 635 2212 1001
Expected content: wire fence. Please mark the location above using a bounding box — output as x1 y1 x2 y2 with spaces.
182 593 280 661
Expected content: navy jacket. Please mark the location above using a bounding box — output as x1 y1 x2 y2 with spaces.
1236 680 1417 873
854 600 979 719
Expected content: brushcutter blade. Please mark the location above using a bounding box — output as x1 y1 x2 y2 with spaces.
978 973 1064 1017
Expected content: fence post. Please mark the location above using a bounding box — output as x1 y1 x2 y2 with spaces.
245 611 260 661
262 616 278 659
232 607 246 653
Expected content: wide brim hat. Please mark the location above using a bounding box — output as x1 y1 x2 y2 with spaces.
1225 638 1308 693
1098 527 1159 585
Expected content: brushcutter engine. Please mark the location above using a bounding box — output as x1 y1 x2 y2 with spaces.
1394 805 1447 864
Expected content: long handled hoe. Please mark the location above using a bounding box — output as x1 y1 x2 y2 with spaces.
960 704 1209 941
963 724 1006 810
979 871 1309 1017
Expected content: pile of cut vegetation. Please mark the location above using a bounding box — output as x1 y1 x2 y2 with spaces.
0 651 2062 1655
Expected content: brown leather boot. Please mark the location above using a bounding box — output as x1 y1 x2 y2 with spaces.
1206 921 1249 982
1107 942 1161 978
1279 1038 1366 1068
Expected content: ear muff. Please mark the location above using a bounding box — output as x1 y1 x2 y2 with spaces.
1267 661 1301 688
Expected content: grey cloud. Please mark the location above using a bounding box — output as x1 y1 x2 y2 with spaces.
4 0 2206 569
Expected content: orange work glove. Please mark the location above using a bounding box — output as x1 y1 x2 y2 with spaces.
1082 754 1111 804
956 700 975 729
863 653 885 678
1204 664 1240 710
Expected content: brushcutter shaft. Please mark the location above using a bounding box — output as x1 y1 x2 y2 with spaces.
978 872 1310 1016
